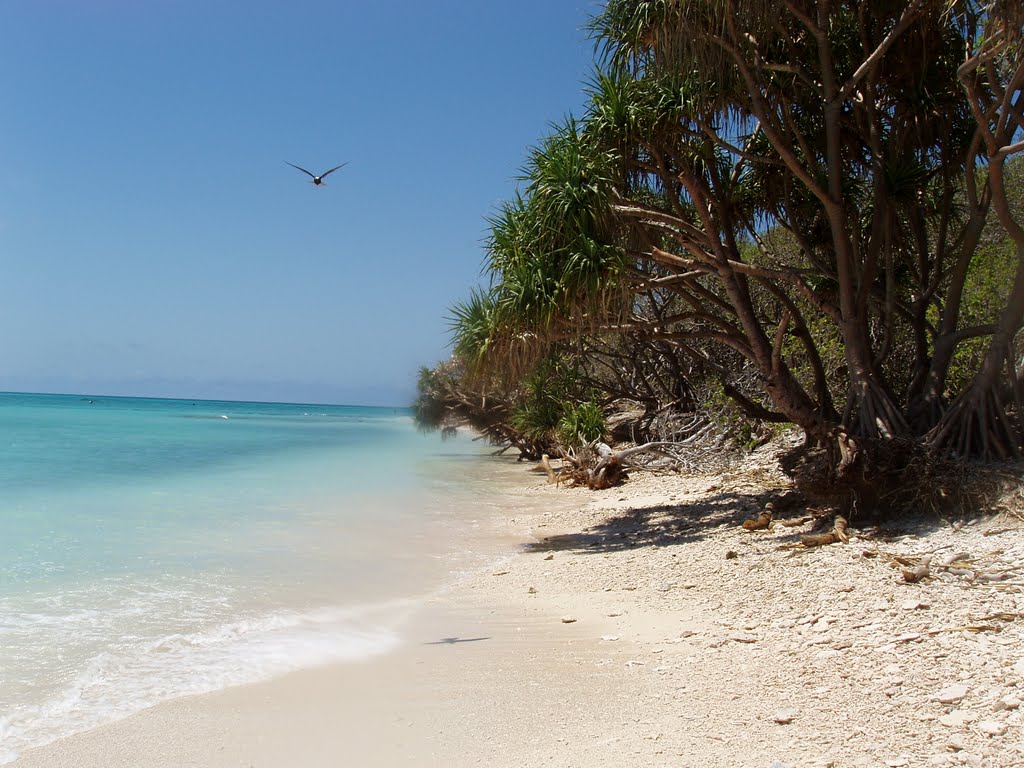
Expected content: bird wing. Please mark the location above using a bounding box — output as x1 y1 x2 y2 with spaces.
285 161 317 179
318 162 349 179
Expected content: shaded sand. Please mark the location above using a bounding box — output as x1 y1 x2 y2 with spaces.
14 446 1024 767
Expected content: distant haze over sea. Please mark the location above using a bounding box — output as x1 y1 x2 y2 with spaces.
0 376 416 409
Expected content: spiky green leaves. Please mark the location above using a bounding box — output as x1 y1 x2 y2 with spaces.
450 119 629 380
507 358 606 449
556 402 609 447
449 288 501 377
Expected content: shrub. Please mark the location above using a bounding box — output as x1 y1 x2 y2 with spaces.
557 402 607 448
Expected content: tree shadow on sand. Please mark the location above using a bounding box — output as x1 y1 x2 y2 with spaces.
522 436 1022 557
523 487 815 555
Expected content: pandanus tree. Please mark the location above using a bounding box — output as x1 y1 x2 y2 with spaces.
444 0 1024 480
930 3 1024 457
585 0 1024 461
438 124 631 456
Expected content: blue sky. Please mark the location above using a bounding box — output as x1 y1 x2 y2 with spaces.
0 1 596 406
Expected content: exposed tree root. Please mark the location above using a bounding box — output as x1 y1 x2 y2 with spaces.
535 454 559 484
800 516 849 547
926 623 1002 635
742 504 773 531
586 455 627 489
561 439 733 490
779 431 1024 522
776 515 814 527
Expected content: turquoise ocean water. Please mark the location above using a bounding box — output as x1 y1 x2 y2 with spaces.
0 392 501 763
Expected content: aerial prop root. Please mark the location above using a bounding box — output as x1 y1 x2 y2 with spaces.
928 388 1022 461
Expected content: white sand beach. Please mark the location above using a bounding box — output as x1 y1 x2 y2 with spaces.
15 448 1024 767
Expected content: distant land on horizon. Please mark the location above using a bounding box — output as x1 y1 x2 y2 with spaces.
0 388 414 411
0 375 416 410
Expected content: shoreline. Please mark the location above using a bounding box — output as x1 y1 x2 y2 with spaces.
14 447 1024 767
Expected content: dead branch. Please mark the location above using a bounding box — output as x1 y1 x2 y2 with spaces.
561 434 736 489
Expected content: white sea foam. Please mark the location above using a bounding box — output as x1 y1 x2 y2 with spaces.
0 395 495 765
0 600 410 765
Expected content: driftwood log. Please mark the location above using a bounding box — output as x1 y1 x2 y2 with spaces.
555 441 703 489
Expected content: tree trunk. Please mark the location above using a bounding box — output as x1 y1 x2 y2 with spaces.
928 248 1024 459
911 201 989 431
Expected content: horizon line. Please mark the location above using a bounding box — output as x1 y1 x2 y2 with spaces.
0 390 412 411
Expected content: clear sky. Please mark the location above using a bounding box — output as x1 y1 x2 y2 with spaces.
0 1 596 406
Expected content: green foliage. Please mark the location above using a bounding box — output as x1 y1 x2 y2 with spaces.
508 118 628 325
507 356 605 450
509 370 566 442
556 402 608 448
411 364 459 437
448 288 500 376
447 118 631 382
431 1 1024 465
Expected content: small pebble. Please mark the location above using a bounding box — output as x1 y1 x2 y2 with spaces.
938 710 975 728
729 632 757 644
996 695 1021 711
977 720 1007 736
773 708 799 724
932 683 970 704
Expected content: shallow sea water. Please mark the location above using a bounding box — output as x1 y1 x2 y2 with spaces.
0 393 511 763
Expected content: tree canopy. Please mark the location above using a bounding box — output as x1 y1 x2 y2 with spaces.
420 0 1024 476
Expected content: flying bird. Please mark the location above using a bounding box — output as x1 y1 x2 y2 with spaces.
285 161 349 186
